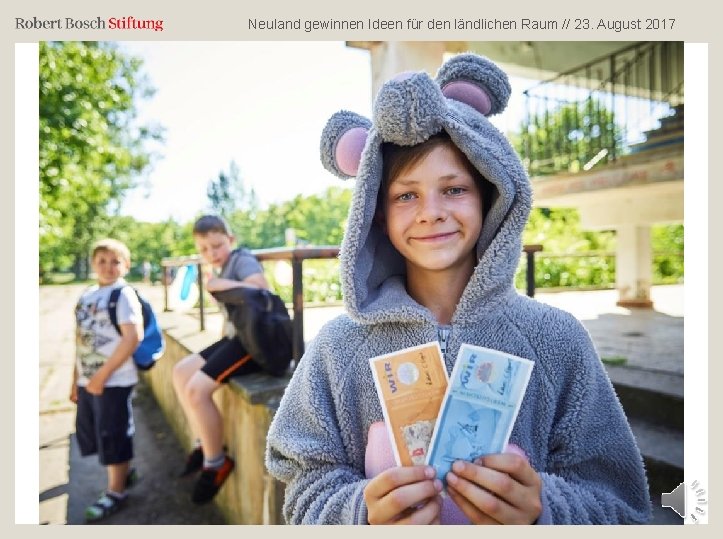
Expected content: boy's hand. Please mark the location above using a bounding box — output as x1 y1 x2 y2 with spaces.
69 383 78 404
446 451 542 524
85 371 107 396
205 277 225 292
364 465 443 525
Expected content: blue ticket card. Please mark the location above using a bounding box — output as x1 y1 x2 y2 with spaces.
426 344 534 483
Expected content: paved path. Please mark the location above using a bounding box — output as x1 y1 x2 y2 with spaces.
536 285 683 375
39 284 224 525
39 284 84 524
39 283 683 524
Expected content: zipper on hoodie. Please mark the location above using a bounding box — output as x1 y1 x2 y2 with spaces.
438 326 451 363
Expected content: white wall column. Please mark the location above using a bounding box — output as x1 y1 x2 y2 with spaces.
615 224 654 308
366 42 447 96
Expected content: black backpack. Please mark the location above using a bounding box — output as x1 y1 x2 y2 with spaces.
108 286 165 370
211 287 292 377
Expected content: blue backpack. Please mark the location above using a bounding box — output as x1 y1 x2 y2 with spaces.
108 286 165 370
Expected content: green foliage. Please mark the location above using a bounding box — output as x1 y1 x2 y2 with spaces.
283 187 352 246
84 187 351 296
522 207 616 252
231 203 287 250
514 207 616 289
601 356 628 366
104 216 195 280
514 208 683 290
229 187 351 302
228 186 352 249
39 41 161 279
88 195 682 296
517 98 622 176
651 223 684 284
516 252 617 290
204 162 350 252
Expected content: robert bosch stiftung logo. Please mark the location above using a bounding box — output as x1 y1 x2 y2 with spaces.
15 16 164 31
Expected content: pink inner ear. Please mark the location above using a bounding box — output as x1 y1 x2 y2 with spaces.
335 127 368 176
442 81 492 116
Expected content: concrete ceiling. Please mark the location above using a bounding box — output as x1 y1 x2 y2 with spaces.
348 41 642 86
347 41 678 100
458 42 639 81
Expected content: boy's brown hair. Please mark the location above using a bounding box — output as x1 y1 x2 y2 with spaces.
91 238 131 265
192 215 233 237
379 130 495 217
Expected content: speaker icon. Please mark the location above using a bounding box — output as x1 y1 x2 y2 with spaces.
661 480 708 522
661 483 686 518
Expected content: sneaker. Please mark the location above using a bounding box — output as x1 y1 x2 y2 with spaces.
191 456 235 505
125 467 139 488
180 447 204 477
84 492 127 523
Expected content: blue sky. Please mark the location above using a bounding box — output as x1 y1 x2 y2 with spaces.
118 42 533 224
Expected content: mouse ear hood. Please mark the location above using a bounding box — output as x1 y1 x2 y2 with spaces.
320 111 372 179
436 53 511 116
372 71 447 146
322 53 530 326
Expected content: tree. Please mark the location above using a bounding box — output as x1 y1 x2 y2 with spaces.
516 98 622 176
206 160 257 219
284 187 352 245
104 216 195 280
652 223 684 284
226 186 352 249
39 41 161 279
516 207 617 289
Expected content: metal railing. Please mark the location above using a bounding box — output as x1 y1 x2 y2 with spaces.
522 244 543 297
516 250 683 290
162 247 340 361
162 244 543 361
521 41 684 176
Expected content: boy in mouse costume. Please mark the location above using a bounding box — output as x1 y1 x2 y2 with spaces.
266 53 651 525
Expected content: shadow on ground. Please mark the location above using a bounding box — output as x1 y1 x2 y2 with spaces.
65 381 226 525
584 310 683 375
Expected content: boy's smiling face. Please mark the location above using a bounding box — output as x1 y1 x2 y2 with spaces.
194 231 234 268
383 143 483 279
92 249 129 286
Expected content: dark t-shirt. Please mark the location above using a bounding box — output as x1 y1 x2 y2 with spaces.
218 248 264 337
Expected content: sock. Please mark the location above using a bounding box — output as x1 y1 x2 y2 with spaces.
107 489 128 500
203 453 226 470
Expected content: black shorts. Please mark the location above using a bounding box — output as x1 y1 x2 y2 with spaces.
75 385 134 465
199 337 262 383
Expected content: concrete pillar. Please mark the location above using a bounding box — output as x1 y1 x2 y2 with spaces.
366 42 448 97
615 224 654 308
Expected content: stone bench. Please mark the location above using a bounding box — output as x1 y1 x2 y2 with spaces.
143 310 288 524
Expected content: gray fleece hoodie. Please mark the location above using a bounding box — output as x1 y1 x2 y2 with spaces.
265 53 651 525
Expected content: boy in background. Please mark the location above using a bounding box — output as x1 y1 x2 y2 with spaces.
172 215 269 504
71 238 143 522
